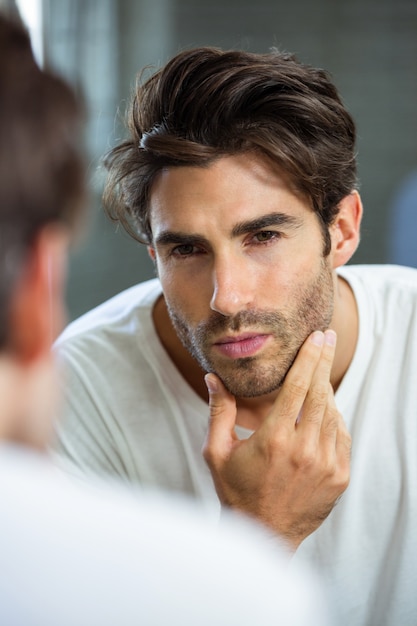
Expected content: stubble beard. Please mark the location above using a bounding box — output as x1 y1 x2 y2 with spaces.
166 259 334 398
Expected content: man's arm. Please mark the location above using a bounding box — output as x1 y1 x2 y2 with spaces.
202 330 351 550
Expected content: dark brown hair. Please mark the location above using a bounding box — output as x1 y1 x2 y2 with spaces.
0 13 85 348
104 47 358 250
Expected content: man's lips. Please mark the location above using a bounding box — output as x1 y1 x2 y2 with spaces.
213 333 271 358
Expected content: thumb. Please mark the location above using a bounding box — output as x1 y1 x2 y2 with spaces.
202 373 238 463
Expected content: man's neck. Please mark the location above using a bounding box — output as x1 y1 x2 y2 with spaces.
329 274 359 392
0 354 54 450
0 357 23 443
152 274 359 429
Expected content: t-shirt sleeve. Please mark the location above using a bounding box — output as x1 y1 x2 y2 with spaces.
51 338 134 484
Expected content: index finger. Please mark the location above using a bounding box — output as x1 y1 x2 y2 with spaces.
264 330 326 431
202 373 239 464
297 329 337 433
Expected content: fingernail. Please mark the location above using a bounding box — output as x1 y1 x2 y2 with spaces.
324 330 337 346
204 374 218 393
310 331 324 346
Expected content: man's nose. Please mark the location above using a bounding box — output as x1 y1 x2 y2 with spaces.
210 256 255 317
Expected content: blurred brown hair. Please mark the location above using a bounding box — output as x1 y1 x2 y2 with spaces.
0 13 85 348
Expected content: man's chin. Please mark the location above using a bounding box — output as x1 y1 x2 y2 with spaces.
214 367 286 398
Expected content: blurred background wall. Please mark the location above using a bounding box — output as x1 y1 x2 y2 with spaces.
10 0 417 320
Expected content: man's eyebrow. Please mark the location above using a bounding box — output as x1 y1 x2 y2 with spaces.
154 212 302 247
231 212 302 237
154 231 210 248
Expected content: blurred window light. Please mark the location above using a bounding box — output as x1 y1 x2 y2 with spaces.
15 0 43 66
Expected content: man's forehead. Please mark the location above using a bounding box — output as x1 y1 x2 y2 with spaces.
152 152 292 189
149 154 310 224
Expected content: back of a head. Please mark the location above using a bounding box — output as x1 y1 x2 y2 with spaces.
104 47 358 246
0 13 85 348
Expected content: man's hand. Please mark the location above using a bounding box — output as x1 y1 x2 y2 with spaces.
202 330 351 551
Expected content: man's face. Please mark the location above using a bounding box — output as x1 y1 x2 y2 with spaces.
149 153 335 398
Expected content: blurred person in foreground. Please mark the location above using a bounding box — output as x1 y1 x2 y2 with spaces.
54 45 417 625
0 13 329 626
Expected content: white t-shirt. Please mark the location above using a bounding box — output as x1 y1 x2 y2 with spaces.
54 264 417 625
0 443 327 626
54 278 218 505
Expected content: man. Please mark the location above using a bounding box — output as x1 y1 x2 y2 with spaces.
54 47 417 624
0 16 329 625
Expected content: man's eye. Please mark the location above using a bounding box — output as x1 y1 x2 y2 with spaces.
254 230 280 243
172 244 196 257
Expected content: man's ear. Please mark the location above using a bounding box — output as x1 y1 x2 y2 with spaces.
329 191 363 269
147 245 159 276
8 225 69 363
